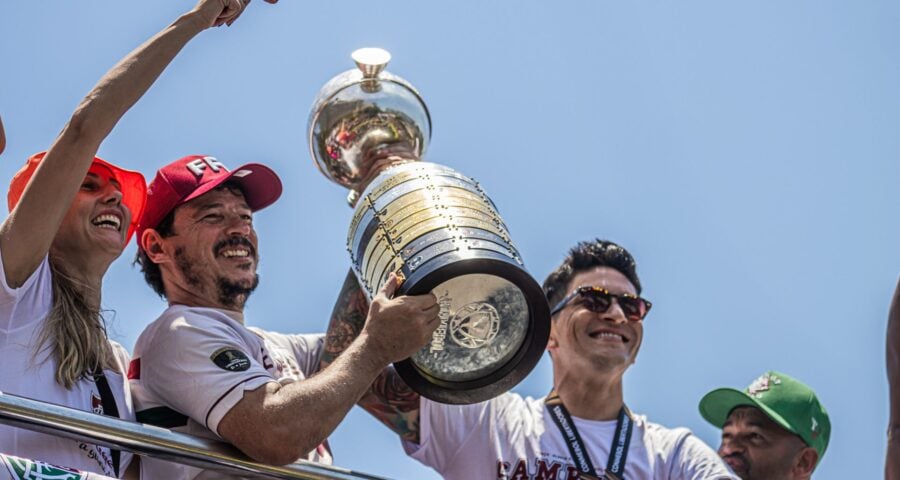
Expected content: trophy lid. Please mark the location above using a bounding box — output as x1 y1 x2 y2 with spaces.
352 47 391 78
308 48 432 194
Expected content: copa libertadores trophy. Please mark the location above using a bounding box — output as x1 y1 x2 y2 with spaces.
308 48 550 404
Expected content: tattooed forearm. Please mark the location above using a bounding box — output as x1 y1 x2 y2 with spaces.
321 269 369 369
321 269 423 443
359 365 422 443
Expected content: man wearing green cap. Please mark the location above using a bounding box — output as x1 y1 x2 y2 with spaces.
699 371 830 480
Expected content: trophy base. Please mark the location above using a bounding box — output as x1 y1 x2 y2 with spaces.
394 254 550 404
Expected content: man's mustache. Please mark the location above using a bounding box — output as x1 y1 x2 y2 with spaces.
722 453 749 473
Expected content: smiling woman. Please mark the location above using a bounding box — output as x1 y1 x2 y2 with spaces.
0 0 258 477
5 152 145 391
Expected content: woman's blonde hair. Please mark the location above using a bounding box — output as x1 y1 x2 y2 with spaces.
36 258 114 389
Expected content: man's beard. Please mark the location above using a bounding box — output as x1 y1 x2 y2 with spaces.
174 245 260 310
217 274 260 310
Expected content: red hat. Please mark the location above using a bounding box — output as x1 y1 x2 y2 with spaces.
8 152 147 243
137 155 282 247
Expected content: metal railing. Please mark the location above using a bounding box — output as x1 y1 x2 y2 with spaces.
0 391 386 480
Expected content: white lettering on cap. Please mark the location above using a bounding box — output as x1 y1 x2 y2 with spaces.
186 156 228 177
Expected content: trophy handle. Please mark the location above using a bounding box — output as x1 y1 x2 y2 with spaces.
347 190 359 207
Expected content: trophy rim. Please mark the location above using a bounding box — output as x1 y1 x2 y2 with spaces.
393 255 551 405
307 72 434 190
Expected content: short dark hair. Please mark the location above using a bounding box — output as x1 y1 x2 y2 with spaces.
134 209 176 298
542 239 642 308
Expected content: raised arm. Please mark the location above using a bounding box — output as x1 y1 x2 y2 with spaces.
320 270 425 443
0 0 256 288
217 274 439 464
887 278 900 480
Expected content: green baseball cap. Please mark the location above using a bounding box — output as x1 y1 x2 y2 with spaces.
699 371 830 462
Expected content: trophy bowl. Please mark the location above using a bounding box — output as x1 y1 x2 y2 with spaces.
309 49 550 404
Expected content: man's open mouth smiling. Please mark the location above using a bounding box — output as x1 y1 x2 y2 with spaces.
588 328 629 343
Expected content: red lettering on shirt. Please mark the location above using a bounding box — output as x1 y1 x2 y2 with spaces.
510 459 530 480
535 459 562 480
497 461 511 479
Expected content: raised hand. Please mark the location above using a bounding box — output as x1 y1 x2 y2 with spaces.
363 273 440 365
191 0 276 29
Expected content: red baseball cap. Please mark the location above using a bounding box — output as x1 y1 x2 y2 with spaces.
7 151 147 242
137 155 282 248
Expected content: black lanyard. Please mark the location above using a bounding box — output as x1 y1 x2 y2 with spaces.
545 392 634 480
93 368 121 478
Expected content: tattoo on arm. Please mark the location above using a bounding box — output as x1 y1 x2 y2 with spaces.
359 366 422 443
321 269 422 443
321 269 368 368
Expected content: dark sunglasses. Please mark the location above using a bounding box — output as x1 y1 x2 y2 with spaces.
550 285 652 321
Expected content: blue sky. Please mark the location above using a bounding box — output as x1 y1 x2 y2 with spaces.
2 1 899 478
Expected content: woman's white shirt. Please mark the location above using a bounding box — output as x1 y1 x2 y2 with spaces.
0 251 134 478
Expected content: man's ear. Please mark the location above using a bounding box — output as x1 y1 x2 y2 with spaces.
546 321 559 353
792 446 818 477
141 228 171 264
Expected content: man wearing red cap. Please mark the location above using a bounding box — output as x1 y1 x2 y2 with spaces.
130 155 440 478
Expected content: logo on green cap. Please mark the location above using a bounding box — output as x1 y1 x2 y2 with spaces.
746 372 781 398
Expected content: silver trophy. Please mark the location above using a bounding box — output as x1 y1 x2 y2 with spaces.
308 48 549 404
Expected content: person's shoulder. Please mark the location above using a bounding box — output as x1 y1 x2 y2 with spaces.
246 326 315 342
637 414 727 469
108 339 131 363
628 412 696 452
476 390 546 417
249 327 324 352
474 391 541 424
637 415 694 442
135 305 237 351
155 305 238 330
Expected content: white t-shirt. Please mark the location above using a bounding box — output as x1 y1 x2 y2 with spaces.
0 254 135 478
404 394 738 480
130 305 331 479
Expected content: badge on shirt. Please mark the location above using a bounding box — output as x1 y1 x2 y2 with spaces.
91 392 104 415
210 348 251 372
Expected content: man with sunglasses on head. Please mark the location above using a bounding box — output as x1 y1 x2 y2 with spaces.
322 239 736 479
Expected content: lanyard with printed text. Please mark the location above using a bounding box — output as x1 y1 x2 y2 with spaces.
545 392 634 480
